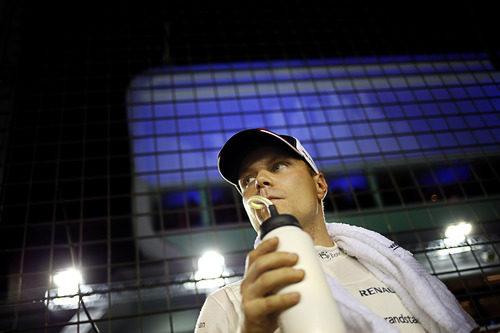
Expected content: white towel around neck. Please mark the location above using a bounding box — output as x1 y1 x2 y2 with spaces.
254 222 478 333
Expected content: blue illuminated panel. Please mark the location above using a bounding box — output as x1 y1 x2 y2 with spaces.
127 53 500 187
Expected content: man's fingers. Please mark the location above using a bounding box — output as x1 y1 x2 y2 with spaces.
245 267 305 299
241 292 301 333
239 238 304 332
243 292 301 319
244 251 299 284
246 237 279 267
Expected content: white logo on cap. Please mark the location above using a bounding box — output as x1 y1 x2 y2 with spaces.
295 140 319 174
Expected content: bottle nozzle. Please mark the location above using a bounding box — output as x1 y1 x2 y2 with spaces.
246 196 278 231
268 204 279 217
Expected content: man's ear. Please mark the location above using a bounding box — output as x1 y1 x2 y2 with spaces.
314 173 328 200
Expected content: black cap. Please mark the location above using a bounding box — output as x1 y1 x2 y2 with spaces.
217 128 319 191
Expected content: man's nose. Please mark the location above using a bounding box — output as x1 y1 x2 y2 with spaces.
255 171 272 189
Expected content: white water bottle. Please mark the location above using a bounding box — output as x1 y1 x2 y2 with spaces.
259 205 346 333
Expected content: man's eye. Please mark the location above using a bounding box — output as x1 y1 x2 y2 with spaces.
243 176 255 187
272 162 287 171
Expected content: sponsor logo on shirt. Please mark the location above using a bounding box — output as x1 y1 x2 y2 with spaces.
359 286 396 297
389 242 400 251
384 314 420 324
318 250 342 260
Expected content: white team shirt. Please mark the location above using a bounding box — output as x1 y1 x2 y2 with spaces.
316 244 426 333
195 244 426 332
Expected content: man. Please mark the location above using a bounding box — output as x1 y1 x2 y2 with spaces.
195 128 477 333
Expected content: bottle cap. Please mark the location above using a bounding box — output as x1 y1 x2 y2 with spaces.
259 214 302 240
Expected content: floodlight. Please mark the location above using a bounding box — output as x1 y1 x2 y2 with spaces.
444 222 472 247
197 251 225 279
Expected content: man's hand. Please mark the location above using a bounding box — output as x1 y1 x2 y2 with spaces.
240 237 305 333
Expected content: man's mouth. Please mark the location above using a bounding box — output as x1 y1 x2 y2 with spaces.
259 189 282 201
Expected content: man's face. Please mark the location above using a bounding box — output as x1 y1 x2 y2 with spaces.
237 144 327 231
